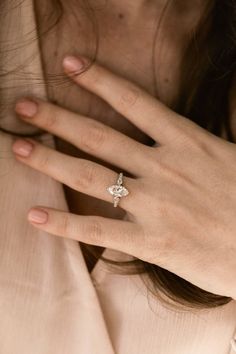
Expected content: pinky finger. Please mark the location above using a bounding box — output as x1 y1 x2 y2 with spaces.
27 206 143 255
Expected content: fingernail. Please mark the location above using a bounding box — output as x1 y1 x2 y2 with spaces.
28 208 48 224
12 139 34 157
15 98 38 118
63 55 88 73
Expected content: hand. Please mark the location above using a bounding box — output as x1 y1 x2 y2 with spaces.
12 55 236 299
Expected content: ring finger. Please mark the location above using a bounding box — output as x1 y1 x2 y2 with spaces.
12 138 137 211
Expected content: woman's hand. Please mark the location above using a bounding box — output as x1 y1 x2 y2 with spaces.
12 55 236 299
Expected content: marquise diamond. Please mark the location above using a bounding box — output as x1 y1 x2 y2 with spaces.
107 185 129 198
107 172 129 207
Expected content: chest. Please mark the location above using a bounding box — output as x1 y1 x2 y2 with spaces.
34 2 236 271
36 2 195 130
35 4 188 270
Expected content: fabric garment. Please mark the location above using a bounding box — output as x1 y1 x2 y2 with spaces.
1 1 236 353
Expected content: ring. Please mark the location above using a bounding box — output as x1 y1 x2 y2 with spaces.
107 172 129 207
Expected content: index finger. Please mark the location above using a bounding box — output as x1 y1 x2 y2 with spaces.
62 55 186 146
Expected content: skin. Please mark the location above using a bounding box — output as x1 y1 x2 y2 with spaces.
9 0 236 293
11 55 236 300
32 0 211 269
34 0 208 222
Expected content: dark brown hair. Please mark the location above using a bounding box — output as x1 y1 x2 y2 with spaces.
1 0 236 310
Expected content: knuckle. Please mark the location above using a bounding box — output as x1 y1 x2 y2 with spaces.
60 213 71 236
180 130 201 149
85 218 103 244
35 148 51 170
165 165 194 187
154 198 173 224
176 122 212 154
149 151 195 188
41 105 59 130
74 161 96 191
189 134 215 157
80 120 106 153
119 85 141 112
172 128 195 148
146 148 165 170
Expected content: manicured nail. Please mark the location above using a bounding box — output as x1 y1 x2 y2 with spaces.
15 98 38 118
63 55 88 73
28 208 48 224
12 139 34 157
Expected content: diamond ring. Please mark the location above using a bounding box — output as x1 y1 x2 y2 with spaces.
107 172 129 207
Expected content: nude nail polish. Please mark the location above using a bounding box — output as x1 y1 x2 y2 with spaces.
63 56 87 73
15 99 38 118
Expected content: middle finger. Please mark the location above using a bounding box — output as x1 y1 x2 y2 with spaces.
15 98 151 176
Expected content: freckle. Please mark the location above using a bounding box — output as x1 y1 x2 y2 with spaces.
164 78 169 83
54 50 58 57
118 13 124 19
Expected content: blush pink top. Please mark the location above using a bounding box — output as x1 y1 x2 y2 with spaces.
1 1 236 353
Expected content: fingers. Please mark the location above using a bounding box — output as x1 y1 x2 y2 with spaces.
15 98 150 176
62 55 188 145
27 207 143 254
12 139 136 211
